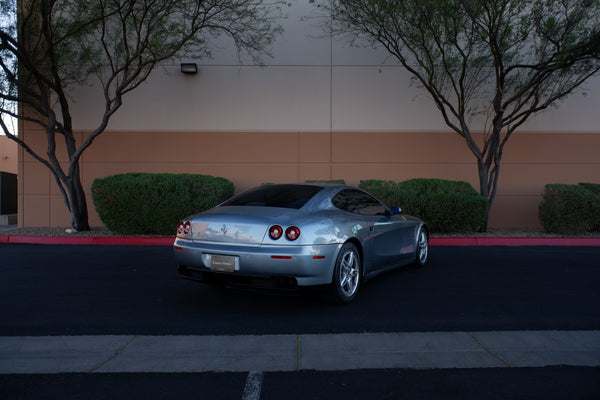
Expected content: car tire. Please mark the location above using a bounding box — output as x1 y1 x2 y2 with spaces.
331 242 361 304
414 226 429 267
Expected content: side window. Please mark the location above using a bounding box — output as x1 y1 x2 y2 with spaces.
332 189 387 216
353 191 387 216
332 190 358 213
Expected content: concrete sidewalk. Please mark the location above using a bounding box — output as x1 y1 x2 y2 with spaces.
0 225 16 232
2 330 599 374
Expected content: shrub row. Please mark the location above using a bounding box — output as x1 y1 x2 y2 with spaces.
359 178 488 232
538 183 600 234
92 173 234 235
92 174 489 234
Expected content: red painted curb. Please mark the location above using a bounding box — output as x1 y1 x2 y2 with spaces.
1 236 174 246
430 237 600 246
1 236 599 246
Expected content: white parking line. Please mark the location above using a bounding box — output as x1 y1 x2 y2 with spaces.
242 371 264 400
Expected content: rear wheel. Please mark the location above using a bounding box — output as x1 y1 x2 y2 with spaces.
331 243 361 304
414 227 429 267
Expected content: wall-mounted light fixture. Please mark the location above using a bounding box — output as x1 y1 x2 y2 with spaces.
180 63 198 74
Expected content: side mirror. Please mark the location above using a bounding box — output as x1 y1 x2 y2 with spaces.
390 206 402 215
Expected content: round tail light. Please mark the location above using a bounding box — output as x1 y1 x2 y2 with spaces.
178 221 191 235
285 226 300 241
269 225 283 240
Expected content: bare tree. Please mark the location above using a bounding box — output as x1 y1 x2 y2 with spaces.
317 0 600 230
0 0 285 230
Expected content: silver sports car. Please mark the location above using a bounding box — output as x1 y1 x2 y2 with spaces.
174 184 429 303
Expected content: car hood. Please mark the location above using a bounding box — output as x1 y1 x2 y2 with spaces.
188 206 299 246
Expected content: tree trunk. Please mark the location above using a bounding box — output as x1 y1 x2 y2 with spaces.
477 160 491 233
477 148 503 233
65 163 90 231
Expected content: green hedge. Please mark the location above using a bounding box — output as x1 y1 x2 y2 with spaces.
579 182 600 197
360 178 488 232
92 173 234 235
538 183 600 233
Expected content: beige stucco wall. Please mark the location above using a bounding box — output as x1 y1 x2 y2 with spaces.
0 135 18 175
15 0 600 229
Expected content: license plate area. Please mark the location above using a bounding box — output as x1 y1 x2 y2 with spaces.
210 255 239 273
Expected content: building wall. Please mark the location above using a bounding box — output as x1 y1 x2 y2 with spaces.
17 127 600 228
0 136 18 175
16 0 600 229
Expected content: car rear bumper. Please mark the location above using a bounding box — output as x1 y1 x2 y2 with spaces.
178 265 301 291
173 238 342 286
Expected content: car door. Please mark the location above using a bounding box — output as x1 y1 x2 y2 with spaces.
350 190 413 271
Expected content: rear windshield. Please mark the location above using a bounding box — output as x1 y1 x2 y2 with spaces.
221 185 323 209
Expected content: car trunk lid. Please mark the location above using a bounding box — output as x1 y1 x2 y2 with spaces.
190 206 296 247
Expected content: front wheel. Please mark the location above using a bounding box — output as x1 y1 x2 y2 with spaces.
331 243 361 304
414 227 429 267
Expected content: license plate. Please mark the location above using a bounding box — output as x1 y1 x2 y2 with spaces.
210 255 237 272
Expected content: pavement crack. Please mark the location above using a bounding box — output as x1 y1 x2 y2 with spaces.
89 335 138 373
467 332 514 368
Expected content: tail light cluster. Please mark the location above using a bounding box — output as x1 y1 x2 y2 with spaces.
177 221 191 236
269 225 301 241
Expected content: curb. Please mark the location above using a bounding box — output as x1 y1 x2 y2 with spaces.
0 236 173 246
1 235 600 246
430 237 600 246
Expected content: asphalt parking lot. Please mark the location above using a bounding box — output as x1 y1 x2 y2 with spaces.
1 242 599 399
